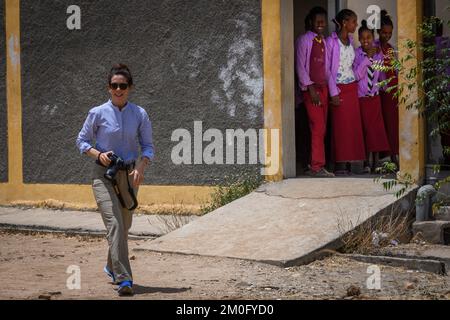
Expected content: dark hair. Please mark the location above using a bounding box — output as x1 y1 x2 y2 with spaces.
358 19 374 37
304 6 328 31
108 63 133 86
333 9 357 31
379 9 394 30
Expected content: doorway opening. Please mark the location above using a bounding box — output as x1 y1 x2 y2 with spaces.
293 0 399 177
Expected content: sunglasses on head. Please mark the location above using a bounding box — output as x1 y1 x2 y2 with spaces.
110 83 129 90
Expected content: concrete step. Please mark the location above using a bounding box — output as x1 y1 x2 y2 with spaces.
346 254 446 275
413 220 450 245
376 244 450 274
137 178 417 267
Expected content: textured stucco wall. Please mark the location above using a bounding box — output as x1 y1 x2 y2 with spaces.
21 0 263 185
0 1 7 182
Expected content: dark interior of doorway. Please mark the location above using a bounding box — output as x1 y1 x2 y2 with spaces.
424 0 440 166
294 0 331 176
423 0 450 184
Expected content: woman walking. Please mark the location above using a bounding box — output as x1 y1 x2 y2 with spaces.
76 64 155 296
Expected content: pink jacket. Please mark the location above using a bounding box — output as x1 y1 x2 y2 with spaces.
353 47 384 97
295 31 331 92
326 32 355 97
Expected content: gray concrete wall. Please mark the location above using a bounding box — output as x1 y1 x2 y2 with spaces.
436 0 450 37
345 0 398 48
21 0 263 185
0 1 7 183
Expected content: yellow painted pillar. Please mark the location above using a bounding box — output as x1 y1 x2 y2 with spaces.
397 0 425 184
5 0 24 196
262 0 283 181
261 0 296 181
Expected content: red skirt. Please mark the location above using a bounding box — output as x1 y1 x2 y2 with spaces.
381 91 399 156
331 83 366 162
359 96 390 153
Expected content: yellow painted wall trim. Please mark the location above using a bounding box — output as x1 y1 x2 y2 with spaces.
5 0 23 186
0 183 214 208
397 0 425 183
262 0 283 182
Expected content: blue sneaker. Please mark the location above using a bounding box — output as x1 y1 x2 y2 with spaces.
103 266 115 283
117 280 133 296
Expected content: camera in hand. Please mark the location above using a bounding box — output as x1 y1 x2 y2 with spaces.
104 153 125 181
96 152 138 211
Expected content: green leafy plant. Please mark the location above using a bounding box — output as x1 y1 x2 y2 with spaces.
374 162 415 199
200 171 263 215
374 16 450 209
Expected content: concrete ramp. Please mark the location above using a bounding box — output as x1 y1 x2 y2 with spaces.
137 178 416 267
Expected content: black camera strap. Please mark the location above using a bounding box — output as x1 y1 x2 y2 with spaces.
96 157 138 211
111 173 138 211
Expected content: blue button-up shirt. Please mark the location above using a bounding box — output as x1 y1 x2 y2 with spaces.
76 100 155 164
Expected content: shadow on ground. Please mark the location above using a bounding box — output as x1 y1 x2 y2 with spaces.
133 284 192 295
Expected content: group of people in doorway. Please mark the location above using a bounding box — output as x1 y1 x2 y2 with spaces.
296 7 399 177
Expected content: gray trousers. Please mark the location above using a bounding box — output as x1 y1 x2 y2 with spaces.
92 164 137 283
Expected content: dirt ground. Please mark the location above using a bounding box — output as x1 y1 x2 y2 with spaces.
0 230 449 300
